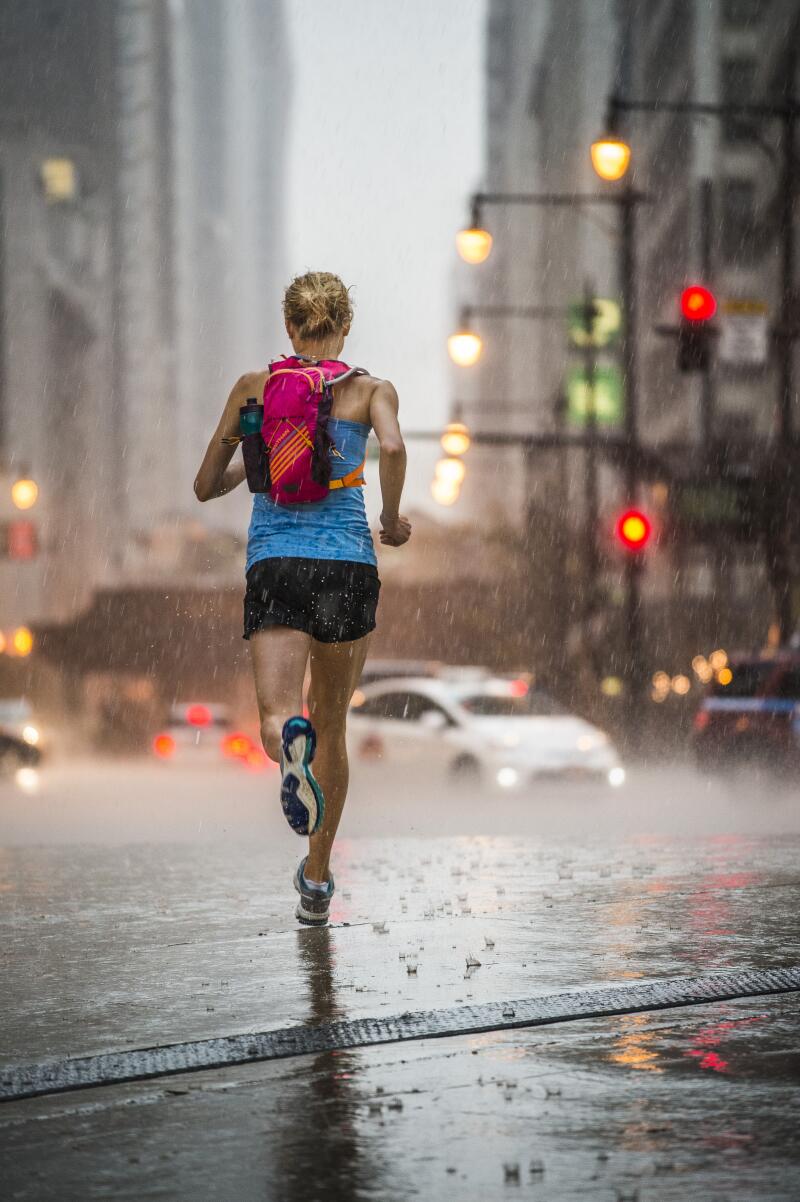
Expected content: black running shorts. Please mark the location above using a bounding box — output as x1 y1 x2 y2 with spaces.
243 557 380 644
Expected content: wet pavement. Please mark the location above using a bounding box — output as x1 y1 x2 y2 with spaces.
2 994 798 1201
1 759 799 1198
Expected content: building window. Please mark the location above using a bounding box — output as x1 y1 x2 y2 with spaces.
40 157 78 203
722 0 769 28
721 58 756 143
721 178 759 265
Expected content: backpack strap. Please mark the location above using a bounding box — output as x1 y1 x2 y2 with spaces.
329 365 368 385
329 458 366 490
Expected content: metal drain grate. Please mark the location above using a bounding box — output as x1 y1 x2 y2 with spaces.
2 965 798 1104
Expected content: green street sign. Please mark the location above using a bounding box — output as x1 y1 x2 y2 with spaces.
568 298 622 348
566 365 623 427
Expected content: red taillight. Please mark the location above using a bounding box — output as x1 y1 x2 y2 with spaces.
222 732 254 760
186 703 212 727
510 679 529 697
693 710 710 732
153 733 176 758
246 748 270 771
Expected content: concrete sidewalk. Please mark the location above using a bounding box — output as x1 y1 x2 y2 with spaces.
2 826 800 1199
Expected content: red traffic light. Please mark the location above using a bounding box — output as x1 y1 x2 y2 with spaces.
680 285 716 322
615 509 652 552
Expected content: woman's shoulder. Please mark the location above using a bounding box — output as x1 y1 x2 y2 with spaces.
233 369 270 396
354 371 397 397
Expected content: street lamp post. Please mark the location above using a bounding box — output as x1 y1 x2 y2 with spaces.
458 187 647 717
447 305 573 367
449 296 609 627
598 81 799 640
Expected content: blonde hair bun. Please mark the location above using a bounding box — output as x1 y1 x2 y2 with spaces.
283 271 353 341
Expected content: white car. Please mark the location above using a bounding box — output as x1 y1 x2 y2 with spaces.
348 676 625 790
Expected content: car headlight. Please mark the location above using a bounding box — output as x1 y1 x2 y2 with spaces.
22 725 40 746
15 767 39 793
608 766 626 787
497 767 520 788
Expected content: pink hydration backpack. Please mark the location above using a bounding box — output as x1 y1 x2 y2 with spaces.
262 356 367 505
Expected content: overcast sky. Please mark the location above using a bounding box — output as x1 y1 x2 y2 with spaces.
286 0 486 511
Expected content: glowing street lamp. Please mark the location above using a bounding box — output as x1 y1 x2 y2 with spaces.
456 224 493 265
590 134 631 182
12 627 34 657
435 456 466 486
447 329 483 367
11 477 38 510
431 477 460 506
441 422 471 456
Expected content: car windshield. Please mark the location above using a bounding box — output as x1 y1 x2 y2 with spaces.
710 662 775 697
0 699 31 723
458 691 567 717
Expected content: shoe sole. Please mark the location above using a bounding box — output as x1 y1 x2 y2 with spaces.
295 901 330 925
280 729 325 836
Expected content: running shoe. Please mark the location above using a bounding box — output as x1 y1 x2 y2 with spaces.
279 715 325 836
294 856 335 925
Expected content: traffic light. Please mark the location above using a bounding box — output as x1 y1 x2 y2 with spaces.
615 508 652 553
678 285 717 372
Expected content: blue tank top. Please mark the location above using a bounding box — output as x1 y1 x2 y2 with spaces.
245 417 377 571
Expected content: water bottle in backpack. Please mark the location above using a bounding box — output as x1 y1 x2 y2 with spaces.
239 397 270 493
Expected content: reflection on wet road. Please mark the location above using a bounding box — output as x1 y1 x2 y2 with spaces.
1 759 799 1199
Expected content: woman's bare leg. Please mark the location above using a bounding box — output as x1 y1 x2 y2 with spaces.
305 635 371 882
249 627 312 761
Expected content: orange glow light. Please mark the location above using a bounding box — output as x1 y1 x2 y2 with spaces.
447 330 483 367
153 733 176 759
12 627 34 657
222 732 254 759
456 225 493 265
11 478 38 510
590 135 631 182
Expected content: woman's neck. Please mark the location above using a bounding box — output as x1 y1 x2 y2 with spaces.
292 341 343 362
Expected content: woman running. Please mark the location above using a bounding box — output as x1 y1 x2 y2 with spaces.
194 271 410 924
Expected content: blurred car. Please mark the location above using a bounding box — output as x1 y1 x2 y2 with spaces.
0 728 42 776
359 659 445 687
359 660 493 687
152 702 269 770
693 652 800 772
348 676 625 789
0 697 45 756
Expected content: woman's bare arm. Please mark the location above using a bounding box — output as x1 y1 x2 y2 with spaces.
194 374 262 502
369 380 411 546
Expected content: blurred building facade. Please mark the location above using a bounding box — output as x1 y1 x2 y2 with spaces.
453 0 799 675
0 0 289 634
0 1 119 629
627 0 797 448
